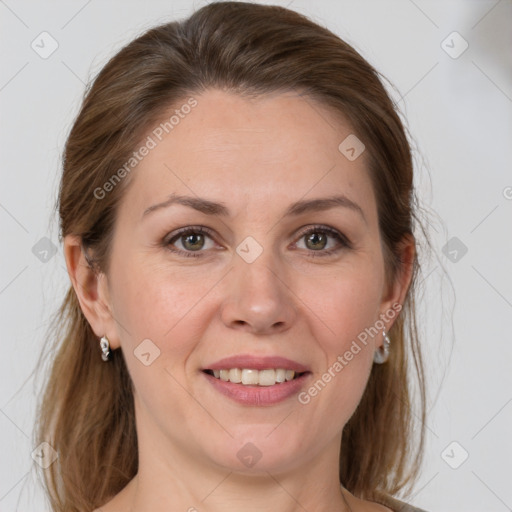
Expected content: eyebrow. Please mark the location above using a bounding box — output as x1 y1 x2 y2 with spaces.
142 193 366 223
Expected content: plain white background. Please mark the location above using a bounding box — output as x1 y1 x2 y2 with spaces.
1 1 511 511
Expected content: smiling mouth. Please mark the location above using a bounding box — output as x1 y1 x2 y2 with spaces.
203 368 309 386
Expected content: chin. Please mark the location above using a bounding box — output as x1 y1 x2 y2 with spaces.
203 428 308 475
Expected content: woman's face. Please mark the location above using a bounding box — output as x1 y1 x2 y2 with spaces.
93 89 406 476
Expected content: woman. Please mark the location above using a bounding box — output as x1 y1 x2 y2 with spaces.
34 2 429 511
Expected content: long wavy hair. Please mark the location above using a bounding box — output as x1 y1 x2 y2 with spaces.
33 2 428 510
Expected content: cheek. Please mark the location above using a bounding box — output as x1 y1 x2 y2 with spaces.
306 264 384 342
302 266 382 400
111 271 206 414
109 262 220 446
110 258 216 362
301 287 377 431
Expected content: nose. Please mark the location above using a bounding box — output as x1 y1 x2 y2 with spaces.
220 250 297 335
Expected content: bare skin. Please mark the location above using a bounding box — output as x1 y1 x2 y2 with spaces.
93 478 394 512
66 88 413 512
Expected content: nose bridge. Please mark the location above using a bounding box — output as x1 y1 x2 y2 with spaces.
220 236 296 333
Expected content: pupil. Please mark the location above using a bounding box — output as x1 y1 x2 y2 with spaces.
306 232 326 250
183 233 204 250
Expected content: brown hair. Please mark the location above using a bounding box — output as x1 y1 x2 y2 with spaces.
34 2 428 510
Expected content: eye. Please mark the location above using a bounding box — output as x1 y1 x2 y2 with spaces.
164 226 217 258
293 225 351 257
163 224 351 259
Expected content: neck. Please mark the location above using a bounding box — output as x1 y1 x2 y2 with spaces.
120 425 353 512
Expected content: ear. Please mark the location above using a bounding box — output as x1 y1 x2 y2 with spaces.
379 233 415 331
63 234 121 350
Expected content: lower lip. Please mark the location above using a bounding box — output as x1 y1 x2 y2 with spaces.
202 371 311 406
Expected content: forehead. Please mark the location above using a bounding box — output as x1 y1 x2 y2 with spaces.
118 88 376 222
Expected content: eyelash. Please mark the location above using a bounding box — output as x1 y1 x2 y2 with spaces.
163 225 352 259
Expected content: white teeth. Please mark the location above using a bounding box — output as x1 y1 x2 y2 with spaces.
258 369 276 386
241 369 259 385
229 368 242 383
209 368 299 386
275 368 286 383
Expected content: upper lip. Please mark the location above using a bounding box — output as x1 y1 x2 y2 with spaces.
204 354 310 373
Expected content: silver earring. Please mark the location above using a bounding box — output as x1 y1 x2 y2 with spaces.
373 330 391 364
100 335 111 362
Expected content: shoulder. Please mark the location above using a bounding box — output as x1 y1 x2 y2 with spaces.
374 495 430 512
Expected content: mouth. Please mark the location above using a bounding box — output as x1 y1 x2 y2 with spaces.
201 368 312 406
202 368 309 386
201 354 312 405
